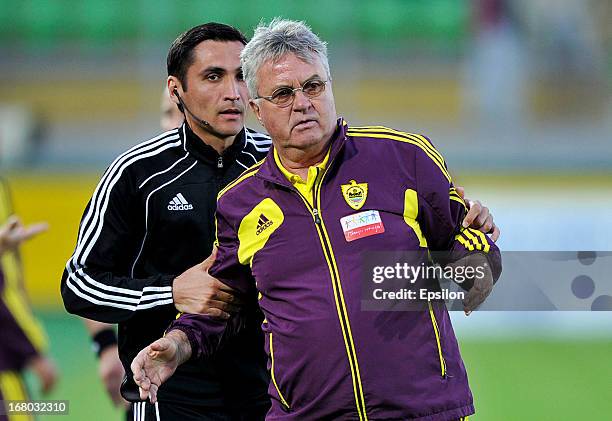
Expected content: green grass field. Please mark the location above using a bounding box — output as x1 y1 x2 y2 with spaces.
26 313 612 420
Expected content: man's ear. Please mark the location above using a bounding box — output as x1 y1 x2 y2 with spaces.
167 76 182 106
249 100 264 127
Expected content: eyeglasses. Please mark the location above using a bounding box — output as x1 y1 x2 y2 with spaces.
255 79 329 107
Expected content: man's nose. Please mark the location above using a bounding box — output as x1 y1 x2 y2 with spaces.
292 89 312 111
224 78 241 101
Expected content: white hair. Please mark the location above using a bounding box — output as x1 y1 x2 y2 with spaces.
241 18 330 98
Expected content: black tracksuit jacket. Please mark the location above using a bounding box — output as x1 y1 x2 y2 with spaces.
61 122 272 409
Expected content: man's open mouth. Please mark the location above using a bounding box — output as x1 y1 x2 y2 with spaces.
220 109 242 115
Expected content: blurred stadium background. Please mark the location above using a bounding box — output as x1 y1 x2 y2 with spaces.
1 0 611 419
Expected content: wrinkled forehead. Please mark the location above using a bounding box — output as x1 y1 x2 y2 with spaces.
257 52 326 87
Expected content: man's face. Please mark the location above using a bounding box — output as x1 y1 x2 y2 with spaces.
173 40 248 139
251 53 337 153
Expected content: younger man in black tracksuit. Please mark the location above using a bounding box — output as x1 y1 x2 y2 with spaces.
61 23 271 420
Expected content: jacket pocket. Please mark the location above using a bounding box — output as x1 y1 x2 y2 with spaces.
427 301 447 378
269 332 291 410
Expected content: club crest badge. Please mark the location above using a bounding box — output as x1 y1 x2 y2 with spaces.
341 180 368 210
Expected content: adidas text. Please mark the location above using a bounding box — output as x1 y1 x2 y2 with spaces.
168 203 193 211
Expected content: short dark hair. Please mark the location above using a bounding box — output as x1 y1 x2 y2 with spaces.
167 22 247 90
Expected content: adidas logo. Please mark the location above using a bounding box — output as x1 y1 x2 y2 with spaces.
167 193 194 211
256 214 273 235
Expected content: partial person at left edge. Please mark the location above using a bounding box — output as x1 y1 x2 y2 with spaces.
0 178 58 421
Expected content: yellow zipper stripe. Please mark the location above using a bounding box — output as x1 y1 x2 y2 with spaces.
294 193 365 421
314 170 368 420
318 215 368 419
269 333 290 409
427 301 447 377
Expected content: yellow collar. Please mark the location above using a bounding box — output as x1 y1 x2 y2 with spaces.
273 147 331 186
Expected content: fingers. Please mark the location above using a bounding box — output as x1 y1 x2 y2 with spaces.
0 216 18 240
149 338 170 353
463 288 478 314
201 246 218 271
22 222 49 240
139 386 149 401
28 356 58 395
0 218 48 251
472 210 500 242
99 347 125 405
149 383 159 404
213 277 238 294
132 342 172 404
474 206 490 230
478 214 493 233
41 377 53 395
136 372 159 403
40 364 58 395
131 348 150 387
5 215 21 229
102 371 124 406
205 307 231 320
462 200 481 228
208 298 241 314
214 288 244 306
459 195 499 241
463 288 480 314
491 224 500 242
455 186 465 199
109 387 124 407
462 269 493 314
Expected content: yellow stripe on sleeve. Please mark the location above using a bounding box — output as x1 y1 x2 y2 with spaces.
350 126 445 169
455 234 474 251
347 129 452 183
461 229 483 251
468 228 491 253
450 195 467 208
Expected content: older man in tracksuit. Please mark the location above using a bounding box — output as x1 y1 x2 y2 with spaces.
132 19 501 421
